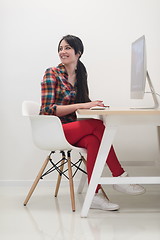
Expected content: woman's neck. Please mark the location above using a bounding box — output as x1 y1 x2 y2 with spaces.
64 63 77 86
64 63 77 76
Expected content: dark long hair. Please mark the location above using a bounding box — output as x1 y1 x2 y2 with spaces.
58 35 91 103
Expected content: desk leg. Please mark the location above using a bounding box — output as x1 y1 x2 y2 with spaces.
80 126 117 218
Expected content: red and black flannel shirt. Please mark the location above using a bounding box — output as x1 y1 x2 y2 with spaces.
40 63 77 124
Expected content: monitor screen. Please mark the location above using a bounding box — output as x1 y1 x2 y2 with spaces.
130 35 147 99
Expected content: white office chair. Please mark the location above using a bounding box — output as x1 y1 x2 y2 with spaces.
22 101 87 211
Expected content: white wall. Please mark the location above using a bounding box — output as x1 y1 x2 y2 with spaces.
1 0 160 183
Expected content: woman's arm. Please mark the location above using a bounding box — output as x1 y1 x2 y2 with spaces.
40 68 58 115
40 68 105 117
56 100 105 117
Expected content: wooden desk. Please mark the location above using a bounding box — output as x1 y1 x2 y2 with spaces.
77 108 160 217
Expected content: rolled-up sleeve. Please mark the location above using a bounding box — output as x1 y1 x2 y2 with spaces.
40 68 57 115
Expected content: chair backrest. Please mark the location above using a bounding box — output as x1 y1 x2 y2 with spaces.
30 115 74 150
22 101 74 151
22 101 40 116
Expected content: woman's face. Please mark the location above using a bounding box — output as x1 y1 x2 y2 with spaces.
58 40 80 66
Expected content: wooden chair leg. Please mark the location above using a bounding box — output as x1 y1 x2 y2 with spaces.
77 156 87 193
55 159 65 197
23 156 50 206
100 186 110 201
81 155 87 166
67 152 75 212
79 156 110 200
77 167 87 194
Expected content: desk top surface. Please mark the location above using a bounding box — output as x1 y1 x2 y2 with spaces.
77 108 160 115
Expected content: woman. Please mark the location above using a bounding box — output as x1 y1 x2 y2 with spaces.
40 34 145 211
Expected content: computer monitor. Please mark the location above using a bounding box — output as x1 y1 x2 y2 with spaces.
130 35 159 109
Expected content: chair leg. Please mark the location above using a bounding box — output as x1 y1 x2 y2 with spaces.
81 155 87 166
77 156 110 200
77 156 87 194
55 158 65 197
100 186 110 201
77 167 87 194
23 155 50 206
67 151 75 212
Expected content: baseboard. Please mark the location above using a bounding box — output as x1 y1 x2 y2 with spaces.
0 179 80 187
121 160 157 166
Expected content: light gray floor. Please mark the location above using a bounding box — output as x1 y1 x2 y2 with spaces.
1 184 160 240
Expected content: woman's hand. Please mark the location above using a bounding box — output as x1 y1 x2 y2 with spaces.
79 100 105 109
55 100 105 117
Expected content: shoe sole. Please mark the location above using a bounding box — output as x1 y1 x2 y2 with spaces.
90 205 120 211
113 186 146 195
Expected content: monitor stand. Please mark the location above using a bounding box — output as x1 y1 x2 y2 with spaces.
147 71 159 108
131 71 159 109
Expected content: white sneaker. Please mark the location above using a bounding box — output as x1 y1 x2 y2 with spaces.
113 172 146 195
90 190 119 211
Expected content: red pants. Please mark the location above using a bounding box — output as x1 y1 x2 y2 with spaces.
62 119 124 192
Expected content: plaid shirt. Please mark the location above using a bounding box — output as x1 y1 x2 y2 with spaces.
40 63 77 124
